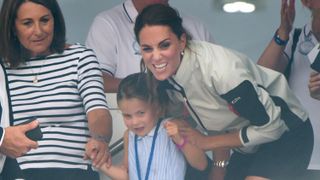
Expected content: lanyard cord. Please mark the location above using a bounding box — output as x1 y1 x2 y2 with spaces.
134 119 162 180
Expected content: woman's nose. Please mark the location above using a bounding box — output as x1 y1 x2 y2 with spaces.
34 23 44 36
152 49 162 60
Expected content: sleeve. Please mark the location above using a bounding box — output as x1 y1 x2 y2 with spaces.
213 50 288 147
86 15 118 76
0 127 4 147
77 48 109 113
283 29 295 60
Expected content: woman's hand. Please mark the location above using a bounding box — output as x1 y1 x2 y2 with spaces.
84 138 111 169
0 121 39 158
179 126 206 149
278 0 295 38
309 71 320 100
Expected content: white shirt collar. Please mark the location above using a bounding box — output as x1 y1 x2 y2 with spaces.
136 120 165 140
123 0 139 24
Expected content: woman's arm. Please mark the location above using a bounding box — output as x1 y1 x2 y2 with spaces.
208 148 230 180
179 127 242 151
165 120 207 170
257 0 295 72
85 108 113 168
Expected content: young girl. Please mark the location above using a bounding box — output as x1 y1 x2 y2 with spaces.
99 72 207 180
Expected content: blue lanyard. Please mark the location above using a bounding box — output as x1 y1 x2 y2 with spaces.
134 120 162 180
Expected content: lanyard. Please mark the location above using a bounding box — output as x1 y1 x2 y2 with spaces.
134 119 162 180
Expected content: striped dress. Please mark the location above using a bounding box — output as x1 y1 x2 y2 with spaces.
5 44 108 170
128 120 186 180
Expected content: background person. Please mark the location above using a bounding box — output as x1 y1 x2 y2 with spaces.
0 0 112 179
258 0 320 177
135 4 314 180
86 0 214 93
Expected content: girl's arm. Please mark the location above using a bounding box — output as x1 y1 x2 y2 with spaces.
165 120 207 170
100 165 128 180
99 130 129 180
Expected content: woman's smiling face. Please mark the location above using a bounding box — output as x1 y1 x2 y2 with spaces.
139 25 186 81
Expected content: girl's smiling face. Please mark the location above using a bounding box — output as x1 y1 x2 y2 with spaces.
119 98 160 137
139 25 186 81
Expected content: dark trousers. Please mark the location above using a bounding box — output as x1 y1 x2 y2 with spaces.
1 157 23 180
185 155 213 180
225 120 314 180
0 157 99 180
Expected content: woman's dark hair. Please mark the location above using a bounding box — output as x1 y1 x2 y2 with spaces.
134 3 189 44
117 72 169 115
0 0 66 67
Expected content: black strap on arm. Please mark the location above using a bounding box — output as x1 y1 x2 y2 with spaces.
284 28 302 80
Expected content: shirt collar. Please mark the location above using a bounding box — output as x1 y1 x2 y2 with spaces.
123 0 138 24
305 21 313 38
136 120 164 140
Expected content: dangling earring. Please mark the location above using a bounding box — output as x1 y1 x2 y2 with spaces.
180 50 184 62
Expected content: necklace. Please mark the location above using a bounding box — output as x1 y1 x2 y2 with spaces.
29 59 46 84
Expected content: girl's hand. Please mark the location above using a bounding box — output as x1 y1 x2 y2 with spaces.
309 71 320 100
164 120 184 145
84 138 111 169
278 0 295 38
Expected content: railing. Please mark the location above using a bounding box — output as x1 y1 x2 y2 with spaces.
110 138 124 156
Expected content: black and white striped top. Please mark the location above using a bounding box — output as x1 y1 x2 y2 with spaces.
6 44 108 170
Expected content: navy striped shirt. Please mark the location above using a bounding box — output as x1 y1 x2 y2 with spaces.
6 44 108 170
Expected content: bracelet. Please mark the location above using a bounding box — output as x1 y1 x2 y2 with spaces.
274 30 288 46
176 136 187 150
90 133 111 143
213 160 229 168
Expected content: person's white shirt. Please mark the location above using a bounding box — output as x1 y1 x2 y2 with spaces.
0 64 10 172
86 0 214 79
284 23 320 170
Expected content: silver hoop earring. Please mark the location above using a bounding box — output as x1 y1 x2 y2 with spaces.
180 51 184 56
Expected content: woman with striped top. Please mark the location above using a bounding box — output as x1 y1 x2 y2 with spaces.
99 72 207 180
0 0 112 179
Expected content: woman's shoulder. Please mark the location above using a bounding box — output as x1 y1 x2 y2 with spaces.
65 43 89 50
63 43 96 55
